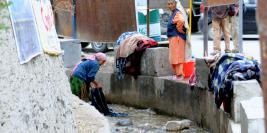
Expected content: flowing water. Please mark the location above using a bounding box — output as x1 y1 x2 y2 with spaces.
107 104 210 133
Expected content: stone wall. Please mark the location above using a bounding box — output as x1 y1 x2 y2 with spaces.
0 4 109 133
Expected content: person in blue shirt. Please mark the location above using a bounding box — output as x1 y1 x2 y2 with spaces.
70 52 106 101
70 53 128 117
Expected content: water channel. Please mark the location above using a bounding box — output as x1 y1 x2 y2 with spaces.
107 104 210 133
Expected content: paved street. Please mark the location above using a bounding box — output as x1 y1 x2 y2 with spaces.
83 33 261 62
191 33 260 61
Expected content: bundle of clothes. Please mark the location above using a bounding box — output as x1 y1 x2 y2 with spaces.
115 31 158 80
90 87 128 117
207 53 261 113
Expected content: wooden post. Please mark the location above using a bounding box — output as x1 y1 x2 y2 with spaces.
146 0 150 37
257 0 267 129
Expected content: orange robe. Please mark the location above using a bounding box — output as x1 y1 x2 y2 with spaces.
168 12 186 65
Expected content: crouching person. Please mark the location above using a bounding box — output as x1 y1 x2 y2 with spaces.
70 52 127 117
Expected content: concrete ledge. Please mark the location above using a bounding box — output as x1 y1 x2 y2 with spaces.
140 47 172 77
231 80 262 122
195 58 210 89
240 97 265 133
228 120 241 133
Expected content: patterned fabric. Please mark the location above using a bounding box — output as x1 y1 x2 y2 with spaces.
117 34 149 58
210 53 249 92
115 31 138 45
225 60 260 81
116 39 158 80
219 60 261 105
116 58 127 80
70 76 90 102
209 53 260 108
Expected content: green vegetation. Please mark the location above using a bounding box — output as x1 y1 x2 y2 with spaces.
0 2 11 30
0 2 11 9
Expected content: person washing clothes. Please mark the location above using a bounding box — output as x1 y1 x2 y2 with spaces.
70 52 127 117
167 0 187 80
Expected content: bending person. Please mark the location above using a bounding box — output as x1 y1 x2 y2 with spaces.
70 53 126 116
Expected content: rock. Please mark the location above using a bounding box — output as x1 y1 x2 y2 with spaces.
116 119 133 126
166 120 192 131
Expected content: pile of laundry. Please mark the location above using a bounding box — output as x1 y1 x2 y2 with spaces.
207 53 261 112
115 31 158 80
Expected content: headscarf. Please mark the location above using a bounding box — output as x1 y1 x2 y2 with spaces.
85 52 107 61
168 0 177 3
70 52 107 76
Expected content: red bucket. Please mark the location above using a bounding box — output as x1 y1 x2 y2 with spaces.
183 61 195 78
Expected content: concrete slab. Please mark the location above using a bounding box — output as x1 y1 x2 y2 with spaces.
60 39 81 68
240 97 265 133
96 72 113 94
195 58 210 89
140 47 173 77
228 120 241 133
231 80 262 122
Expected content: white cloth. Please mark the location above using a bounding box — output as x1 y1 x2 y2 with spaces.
8 0 42 64
31 0 62 55
176 1 192 61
